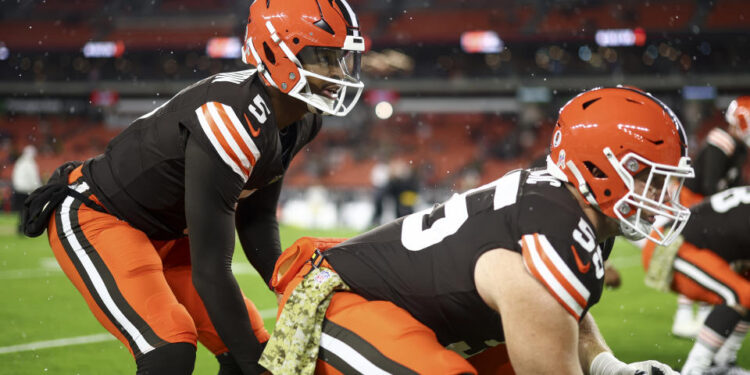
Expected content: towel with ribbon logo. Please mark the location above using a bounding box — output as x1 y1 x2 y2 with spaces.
259 266 350 375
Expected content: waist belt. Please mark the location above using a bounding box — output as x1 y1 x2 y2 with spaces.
21 161 107 237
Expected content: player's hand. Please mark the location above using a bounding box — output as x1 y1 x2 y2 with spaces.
590 352 680 375
604 263 621 289
627 360 680 375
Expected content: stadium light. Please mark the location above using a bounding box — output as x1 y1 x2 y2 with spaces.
206 37 242 59
0 42 8 61
82 41 125 58
461 31 503 53
374 101 394 119
682 86 716 100
595 28 646 47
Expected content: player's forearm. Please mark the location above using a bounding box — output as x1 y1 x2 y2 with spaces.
193 269 265 374
236 181 283 287
577 313 612 374
237 215 281 286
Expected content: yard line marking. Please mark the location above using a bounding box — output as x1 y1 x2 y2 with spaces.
0 308 279 354
0 261 258 280
607 254 643 269
0 268 64 280
0 333 114 354
232 263 259 275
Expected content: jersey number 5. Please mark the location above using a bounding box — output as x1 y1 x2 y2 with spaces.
248 94 270 124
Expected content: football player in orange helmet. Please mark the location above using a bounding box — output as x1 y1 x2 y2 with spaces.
547 86 694 246
259 87 691 375
23 1 365 375
242 0 364 116
726 96 750 148
651 96 750 339
640 186 750 375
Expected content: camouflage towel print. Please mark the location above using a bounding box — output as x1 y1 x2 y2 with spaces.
644 235 683 292
259 266 350 375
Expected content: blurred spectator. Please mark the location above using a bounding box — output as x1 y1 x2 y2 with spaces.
387 159 420 218
11 145 42 233
369 160 390 226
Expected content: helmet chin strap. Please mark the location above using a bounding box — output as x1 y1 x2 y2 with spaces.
302 83 336 115
307 103 323 115
619 215 651 241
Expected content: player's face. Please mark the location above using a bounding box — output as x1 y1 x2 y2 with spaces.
632 170 671 223
298 47 359 100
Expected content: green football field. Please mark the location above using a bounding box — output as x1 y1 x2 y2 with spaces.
0 213 747 374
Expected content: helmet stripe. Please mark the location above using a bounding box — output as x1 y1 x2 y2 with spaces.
333 0 358 27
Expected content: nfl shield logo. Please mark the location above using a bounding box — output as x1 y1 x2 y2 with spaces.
314 270 331 284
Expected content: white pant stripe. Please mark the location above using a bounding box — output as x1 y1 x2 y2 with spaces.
320 332 391 375
673 258 738 306
59 182 155 355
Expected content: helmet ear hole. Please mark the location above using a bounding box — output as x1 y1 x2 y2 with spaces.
262 42 276 65
584 161 607 178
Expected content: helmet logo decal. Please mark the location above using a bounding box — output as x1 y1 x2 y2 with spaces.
557 149 566 169
553 130 562 147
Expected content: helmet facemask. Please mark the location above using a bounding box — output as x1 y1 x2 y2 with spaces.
292 46 363 116
606 149 694 246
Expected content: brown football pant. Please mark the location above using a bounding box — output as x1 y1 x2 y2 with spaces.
47 166 269 358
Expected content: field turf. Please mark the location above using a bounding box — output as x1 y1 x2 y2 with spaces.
0 213 747 373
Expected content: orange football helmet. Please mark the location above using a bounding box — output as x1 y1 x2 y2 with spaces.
547 87 694 245
242 0 365 116
725 96 750 147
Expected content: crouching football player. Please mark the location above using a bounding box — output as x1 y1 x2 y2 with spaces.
260 87 693 374
21 0 366 373
643 186 750 374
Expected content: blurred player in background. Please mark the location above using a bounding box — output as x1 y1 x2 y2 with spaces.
20 0 365 374
11 145 41 234
671 96 750 338
259 87 692 374
642 186 750 375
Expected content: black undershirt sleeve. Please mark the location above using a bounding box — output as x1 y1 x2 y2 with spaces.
696 145 729 196
183 135 265 374
235 178 283 288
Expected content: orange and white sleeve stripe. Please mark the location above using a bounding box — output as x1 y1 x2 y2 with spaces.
706 128 736 156
520 233 590 320
195 102 261 180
